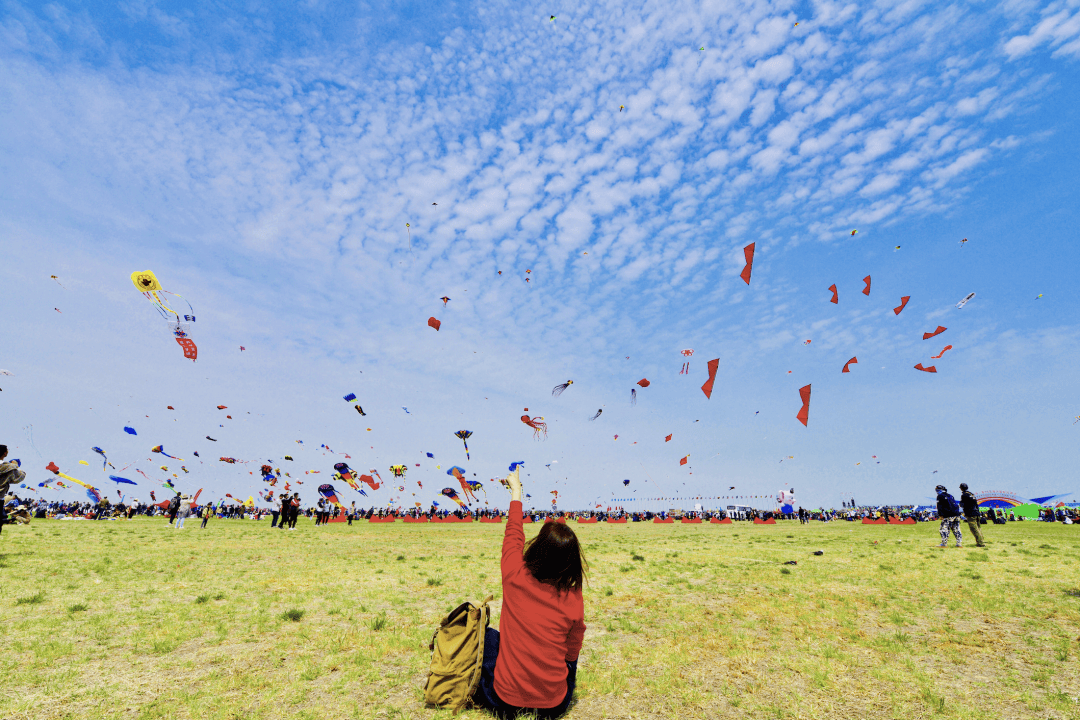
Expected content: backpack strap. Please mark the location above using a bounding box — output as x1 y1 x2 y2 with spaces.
460 595 495 712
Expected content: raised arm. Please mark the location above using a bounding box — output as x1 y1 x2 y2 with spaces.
502 468 524 581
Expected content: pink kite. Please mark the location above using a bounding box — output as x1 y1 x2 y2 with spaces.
862 276 871 296
914 363 937 373
930 345 953 359
740 243 755 285
428 317 441 331
828 284 838 304
893 296 910 315
842 357 858 373
922 326 947 340
796 384 811 427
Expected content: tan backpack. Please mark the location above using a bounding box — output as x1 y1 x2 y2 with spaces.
423 595 494 712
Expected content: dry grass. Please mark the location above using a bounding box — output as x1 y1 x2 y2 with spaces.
1 517 1078 719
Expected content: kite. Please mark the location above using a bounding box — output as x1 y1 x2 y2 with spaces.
51 275 66 288
447 467 479 503
551 381 574 397
631 388 636 405
637 378 650 388
894 246 901 251
679 456 689 466
428 317 441 331
219 457 237 464
91 447 113 470
796 384 811 427
922 326 947 340
79 460 89 466
959 238 968 246
862 276 871 296
828 284 838 304
0 369 11 375
108 475 137 486
454 430 474 460
240 346 245 351
930 345 953 359
681 349 694 357
318 484 345 508
665 434 672 442
354 405 366 416
521 414 548 439
619 105 624 111
550 15 555 20
343 393 357 402
440 296 450 306
206 436 217 441
131 270 197 356
389 464 408 479
893 296 910 315
701 358 719 399
850 229 858 236
508 461 525 472
124 426 137 435
956 292 975 309
739 242 755 285
151 445 182 460
217 405 227 410
441 487 469 510
167 406 174 410
842 357 858 373
403 407 410 414
914 363 937 373
588 409 602 421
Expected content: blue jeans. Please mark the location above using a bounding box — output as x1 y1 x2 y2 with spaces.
474 628 576 719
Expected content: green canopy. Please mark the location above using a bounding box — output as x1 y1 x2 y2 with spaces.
1007 503 1043 519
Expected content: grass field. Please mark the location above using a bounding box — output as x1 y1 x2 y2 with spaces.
1 517 1078 720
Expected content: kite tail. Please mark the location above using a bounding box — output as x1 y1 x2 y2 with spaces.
631 388 637 405
464 441 470 461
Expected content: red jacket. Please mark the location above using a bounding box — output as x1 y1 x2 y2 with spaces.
494 500 585 708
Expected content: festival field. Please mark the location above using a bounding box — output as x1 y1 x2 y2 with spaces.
1 518 1077 720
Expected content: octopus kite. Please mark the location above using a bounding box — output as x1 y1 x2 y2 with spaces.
551 380 574 397
521 414 548 440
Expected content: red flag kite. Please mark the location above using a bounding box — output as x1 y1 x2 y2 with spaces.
796 384 811 427
428 317 441 331
665 434 672 442
922 326 947 340
701 358 719 399
893 296 910 315
914 363 937 373
828 284 838 304
739 242 755 285
636 378 650 388
930 345 953 359
176 337 197 361
842 357 858 373
862 276 871 296
679 456 689 466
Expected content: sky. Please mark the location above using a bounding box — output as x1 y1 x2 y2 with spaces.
2 0 1079 512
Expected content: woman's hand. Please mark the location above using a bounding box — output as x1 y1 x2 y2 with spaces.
505 467 522 502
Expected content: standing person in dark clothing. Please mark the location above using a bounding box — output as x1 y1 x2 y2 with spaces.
935 485 963 547
288 493 301 529
279 494 290 530
0 446 26 535
167 494 181 526
959 483 985 547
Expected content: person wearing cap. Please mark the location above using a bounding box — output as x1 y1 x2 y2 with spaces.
935 485 962 547
959 483 985 547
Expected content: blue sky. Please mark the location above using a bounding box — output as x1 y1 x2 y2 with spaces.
2 0 1079 511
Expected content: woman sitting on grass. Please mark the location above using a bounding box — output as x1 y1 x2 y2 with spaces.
473 466 587 719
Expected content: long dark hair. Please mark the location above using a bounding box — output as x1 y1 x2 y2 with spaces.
523 522 588 593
